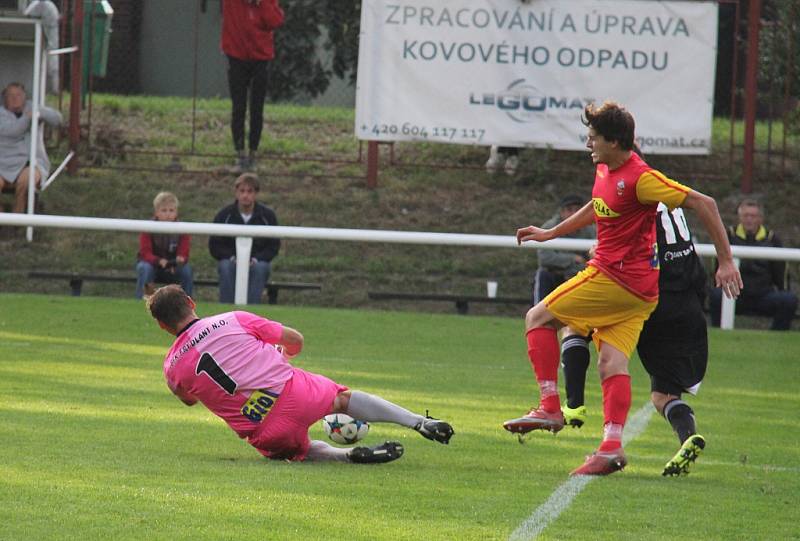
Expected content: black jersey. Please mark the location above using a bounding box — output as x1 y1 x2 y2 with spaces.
656 205 707 295
639 206 709 395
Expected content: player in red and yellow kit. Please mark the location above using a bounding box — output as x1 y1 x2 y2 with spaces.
504 101 743 476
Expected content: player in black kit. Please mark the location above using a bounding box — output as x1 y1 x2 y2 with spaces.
562 204 708 476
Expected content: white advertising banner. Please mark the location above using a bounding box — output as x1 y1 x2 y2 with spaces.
355 0 719 154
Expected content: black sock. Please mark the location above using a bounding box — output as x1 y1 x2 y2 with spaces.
561 335 590 409
664 399 696 444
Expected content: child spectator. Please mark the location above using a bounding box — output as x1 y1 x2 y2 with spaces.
135 192 194 299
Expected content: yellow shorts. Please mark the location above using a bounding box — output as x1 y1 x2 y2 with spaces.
544 266 657 358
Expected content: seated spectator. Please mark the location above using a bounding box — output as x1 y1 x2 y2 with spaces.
710 199 797 330
209 173 280 304
136 192 194 299
0 82 62 213
531 194 595 305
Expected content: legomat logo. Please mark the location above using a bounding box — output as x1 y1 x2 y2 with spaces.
469 79 591 123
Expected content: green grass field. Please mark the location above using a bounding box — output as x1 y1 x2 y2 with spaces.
1 294 798 540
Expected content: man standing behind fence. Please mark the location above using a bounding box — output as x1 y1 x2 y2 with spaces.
221 0 285 173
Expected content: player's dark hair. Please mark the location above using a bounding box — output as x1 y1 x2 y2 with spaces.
146 284 192 329
582 101 635 151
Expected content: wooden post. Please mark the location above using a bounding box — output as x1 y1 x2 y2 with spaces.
742 0 762 194
366 141 379 189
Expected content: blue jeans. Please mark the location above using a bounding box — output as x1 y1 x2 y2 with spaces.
710 287 798 330
135 261 194 299
217 258 272 304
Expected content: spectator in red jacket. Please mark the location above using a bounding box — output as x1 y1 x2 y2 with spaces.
221 0 285 172
135 192 194 299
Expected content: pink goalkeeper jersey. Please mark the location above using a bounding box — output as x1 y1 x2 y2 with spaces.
162 311 293 438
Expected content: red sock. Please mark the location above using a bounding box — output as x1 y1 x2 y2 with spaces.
526 327 560 412
598 374 631 452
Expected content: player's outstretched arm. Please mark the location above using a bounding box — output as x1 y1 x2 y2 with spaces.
517 201 594 244
277 326 304 359
681 190 743 299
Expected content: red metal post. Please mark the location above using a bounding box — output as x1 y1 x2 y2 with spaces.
742 0 762 194
87 0 95 144
728 0 740 171
366 141 379 189
67 0 84 174
58 0 68 113
782 2 795 178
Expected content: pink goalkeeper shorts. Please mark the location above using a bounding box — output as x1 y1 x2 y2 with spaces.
247 367 348 461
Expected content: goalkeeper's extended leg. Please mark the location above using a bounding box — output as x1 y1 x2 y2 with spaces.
338 390 454 445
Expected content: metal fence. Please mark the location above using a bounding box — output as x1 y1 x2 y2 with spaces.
2 0 798 325
3 211 799 330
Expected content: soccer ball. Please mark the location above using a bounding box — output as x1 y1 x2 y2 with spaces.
321 413 369 445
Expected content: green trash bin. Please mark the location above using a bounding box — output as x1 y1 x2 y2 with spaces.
82 0 113 79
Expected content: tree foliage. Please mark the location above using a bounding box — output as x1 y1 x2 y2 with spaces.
268 1 361 101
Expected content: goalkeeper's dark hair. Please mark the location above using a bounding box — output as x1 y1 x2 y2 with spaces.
582 101 635 151
146 284 193 329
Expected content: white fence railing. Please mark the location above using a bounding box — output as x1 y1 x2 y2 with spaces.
2 213 799 329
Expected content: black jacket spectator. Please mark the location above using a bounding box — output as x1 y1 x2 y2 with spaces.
208 201 280 263
710 199 797 330
728 223 789 297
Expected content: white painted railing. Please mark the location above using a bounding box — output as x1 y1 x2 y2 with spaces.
2 213 799 328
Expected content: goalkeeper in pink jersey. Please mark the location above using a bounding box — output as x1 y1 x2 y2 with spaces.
147 285 454 464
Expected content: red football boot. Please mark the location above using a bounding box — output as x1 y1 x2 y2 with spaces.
570 449 627 476
503 407 566 434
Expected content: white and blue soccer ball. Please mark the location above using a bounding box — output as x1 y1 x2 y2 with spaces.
321 413 369 445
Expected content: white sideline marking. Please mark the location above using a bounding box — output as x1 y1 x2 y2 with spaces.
700 460 800 473
508 402 655 541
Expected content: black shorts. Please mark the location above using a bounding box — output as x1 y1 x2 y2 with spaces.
636 289 708 396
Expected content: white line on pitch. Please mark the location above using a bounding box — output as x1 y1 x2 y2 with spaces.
698 460 800 473
508 402 656 541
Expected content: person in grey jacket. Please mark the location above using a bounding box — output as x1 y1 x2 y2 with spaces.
531 194 596 305
0 82 62 213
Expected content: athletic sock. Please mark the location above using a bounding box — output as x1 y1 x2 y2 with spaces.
598 374 631 452
306 440 351 462
526 327 561 412
599 422 624 453
561 334 591 409
663 399 696 444
345 390 424 428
